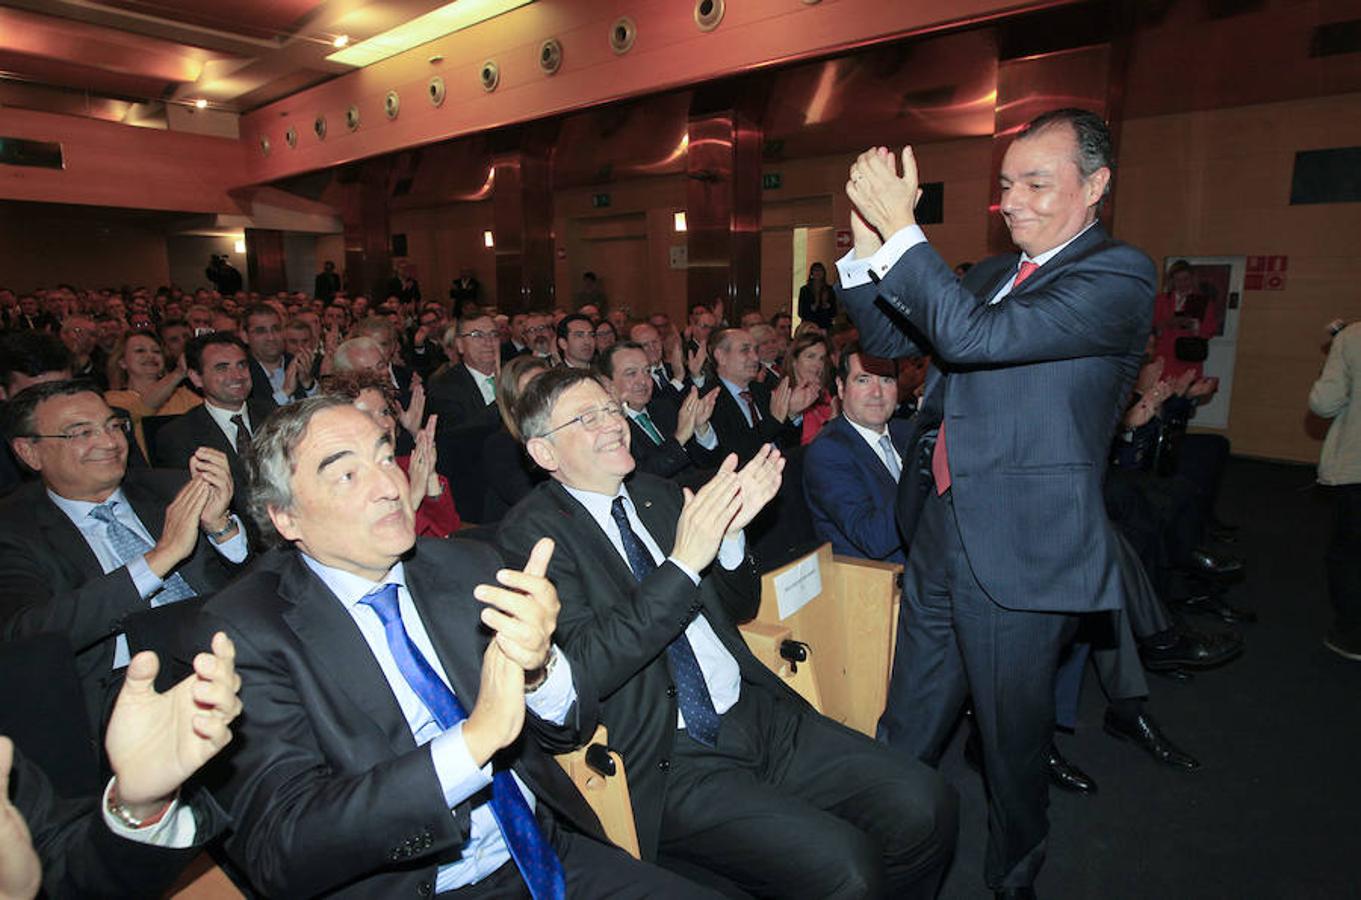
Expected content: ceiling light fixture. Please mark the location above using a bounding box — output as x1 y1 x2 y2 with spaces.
483 230 495 248
333 34 350 48
194 98 208 109
328 0 534 68
674 212 688 232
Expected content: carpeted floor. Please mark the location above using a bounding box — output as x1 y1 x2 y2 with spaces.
936 458 1361 899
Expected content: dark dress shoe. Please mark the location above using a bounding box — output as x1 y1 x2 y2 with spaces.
1176 592 1258 624
995 889 1037 899
1141 627 1244 671
1103 710 1200 770
1047 744 1097 794
1186 547 1244 577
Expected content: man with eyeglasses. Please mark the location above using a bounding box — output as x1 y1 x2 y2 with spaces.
497 367 957 898
427 314 502 432
0 380 248 734
556 314 597 370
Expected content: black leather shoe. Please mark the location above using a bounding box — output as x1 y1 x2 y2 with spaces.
1176 592 1258 624
1186 547 1244 577
1141 627 1243 671
1103 710 1200 770
1047 744 1097 794
995 889 1037 900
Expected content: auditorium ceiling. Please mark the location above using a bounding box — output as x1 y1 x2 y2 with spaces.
0 0 451 125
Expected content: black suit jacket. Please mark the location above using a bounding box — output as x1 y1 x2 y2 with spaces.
153 399 276 521
197 539 605 899
705 380 799 465
625 395 718 483
427 363 500 432
496 476 815 860
0 470 241 733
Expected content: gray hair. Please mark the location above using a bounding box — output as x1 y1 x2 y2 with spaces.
245 394 353 544
514 366 603 443
1018 107 1114 199
332 336 382 372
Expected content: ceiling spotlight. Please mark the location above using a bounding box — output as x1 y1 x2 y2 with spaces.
333 34 350 48
194 98 208 109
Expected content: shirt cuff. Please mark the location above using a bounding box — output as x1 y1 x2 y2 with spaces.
101 779 197 848
271 389 292 407
692 424 718 450
835 250 876 289
127 555 163 600
525 646 576 725
209 516 249 564
867 225 928 281
430 722 494 809
717 532 747 571
667 556 702 586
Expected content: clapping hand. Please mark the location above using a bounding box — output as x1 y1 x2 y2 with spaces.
104 632 243 821
847 146 922 239
398 376 426 436
0 737 40 900
685 340 708 380
671 455 743 574
788 380 821 418
728 444 784 536
189 447 235 537
406 415 440 506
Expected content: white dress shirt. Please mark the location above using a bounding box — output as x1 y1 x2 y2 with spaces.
49 486 248 667
561 483 744 730
301 555 575 893
845 417 902 478
466 364 497 406
202 402 252 451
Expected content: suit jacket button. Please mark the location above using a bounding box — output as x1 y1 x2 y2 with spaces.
665 685 677 698
657 759 671 772
418 880 433 896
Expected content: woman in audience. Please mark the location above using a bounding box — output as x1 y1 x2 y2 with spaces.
103 331 201 459
594 319 618 355
797 260 839 331
480 354 552 523
321 370 461 537
784 332 837 444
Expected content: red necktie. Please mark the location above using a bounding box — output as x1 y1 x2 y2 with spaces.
932 260 1039 494
739 389 762 425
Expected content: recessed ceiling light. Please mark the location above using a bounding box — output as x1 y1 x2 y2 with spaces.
328 0 533 67
333 34 350 48
194 98 208 109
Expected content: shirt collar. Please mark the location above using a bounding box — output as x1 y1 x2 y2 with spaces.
844 415 890 446
1020 219 1098 269
301 553 406 610
719 376 750 400
561 481 629 524
47 485 130 526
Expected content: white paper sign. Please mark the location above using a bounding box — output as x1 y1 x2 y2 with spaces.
774 555 822 620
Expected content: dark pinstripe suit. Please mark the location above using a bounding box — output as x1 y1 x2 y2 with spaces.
842 223 1155 890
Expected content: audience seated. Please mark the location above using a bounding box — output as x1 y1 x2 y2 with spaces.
241 303 314 407
599 341 719 484
784 332 837 445
426 312 501 433
557 313 597 370
0 380 248 733
497 367 957 897
479 355 552 525
195 396 707 898
102 332 200 460
704 327 814 465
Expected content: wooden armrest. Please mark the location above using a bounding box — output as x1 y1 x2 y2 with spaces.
739 621 823 712
554 724 641 859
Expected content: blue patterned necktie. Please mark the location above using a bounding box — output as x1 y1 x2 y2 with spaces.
88 502 197 607
878 433 902 482
360 584 566 900
608 497 722 747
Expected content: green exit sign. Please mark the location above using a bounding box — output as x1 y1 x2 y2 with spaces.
591 193 612 209
762 172 782 190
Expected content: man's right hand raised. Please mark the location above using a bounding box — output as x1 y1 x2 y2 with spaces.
462 642 527 768
671 455 743 574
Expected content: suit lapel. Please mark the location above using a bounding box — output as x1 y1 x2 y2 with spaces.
835 418 897 492
33 489 103 582
277 556 417 755
121 473 169 548
402 549 483 705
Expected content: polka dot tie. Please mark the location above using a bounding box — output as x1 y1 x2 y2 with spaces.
609 497 721 747
361 584 566 900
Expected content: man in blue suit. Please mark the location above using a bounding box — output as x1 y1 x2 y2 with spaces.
839 108 1156 898
803 347 910 565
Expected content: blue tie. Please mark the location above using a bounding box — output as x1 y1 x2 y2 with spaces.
878 433 902 482
608 497 722 747
88 502 197 606
360 584 565 900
